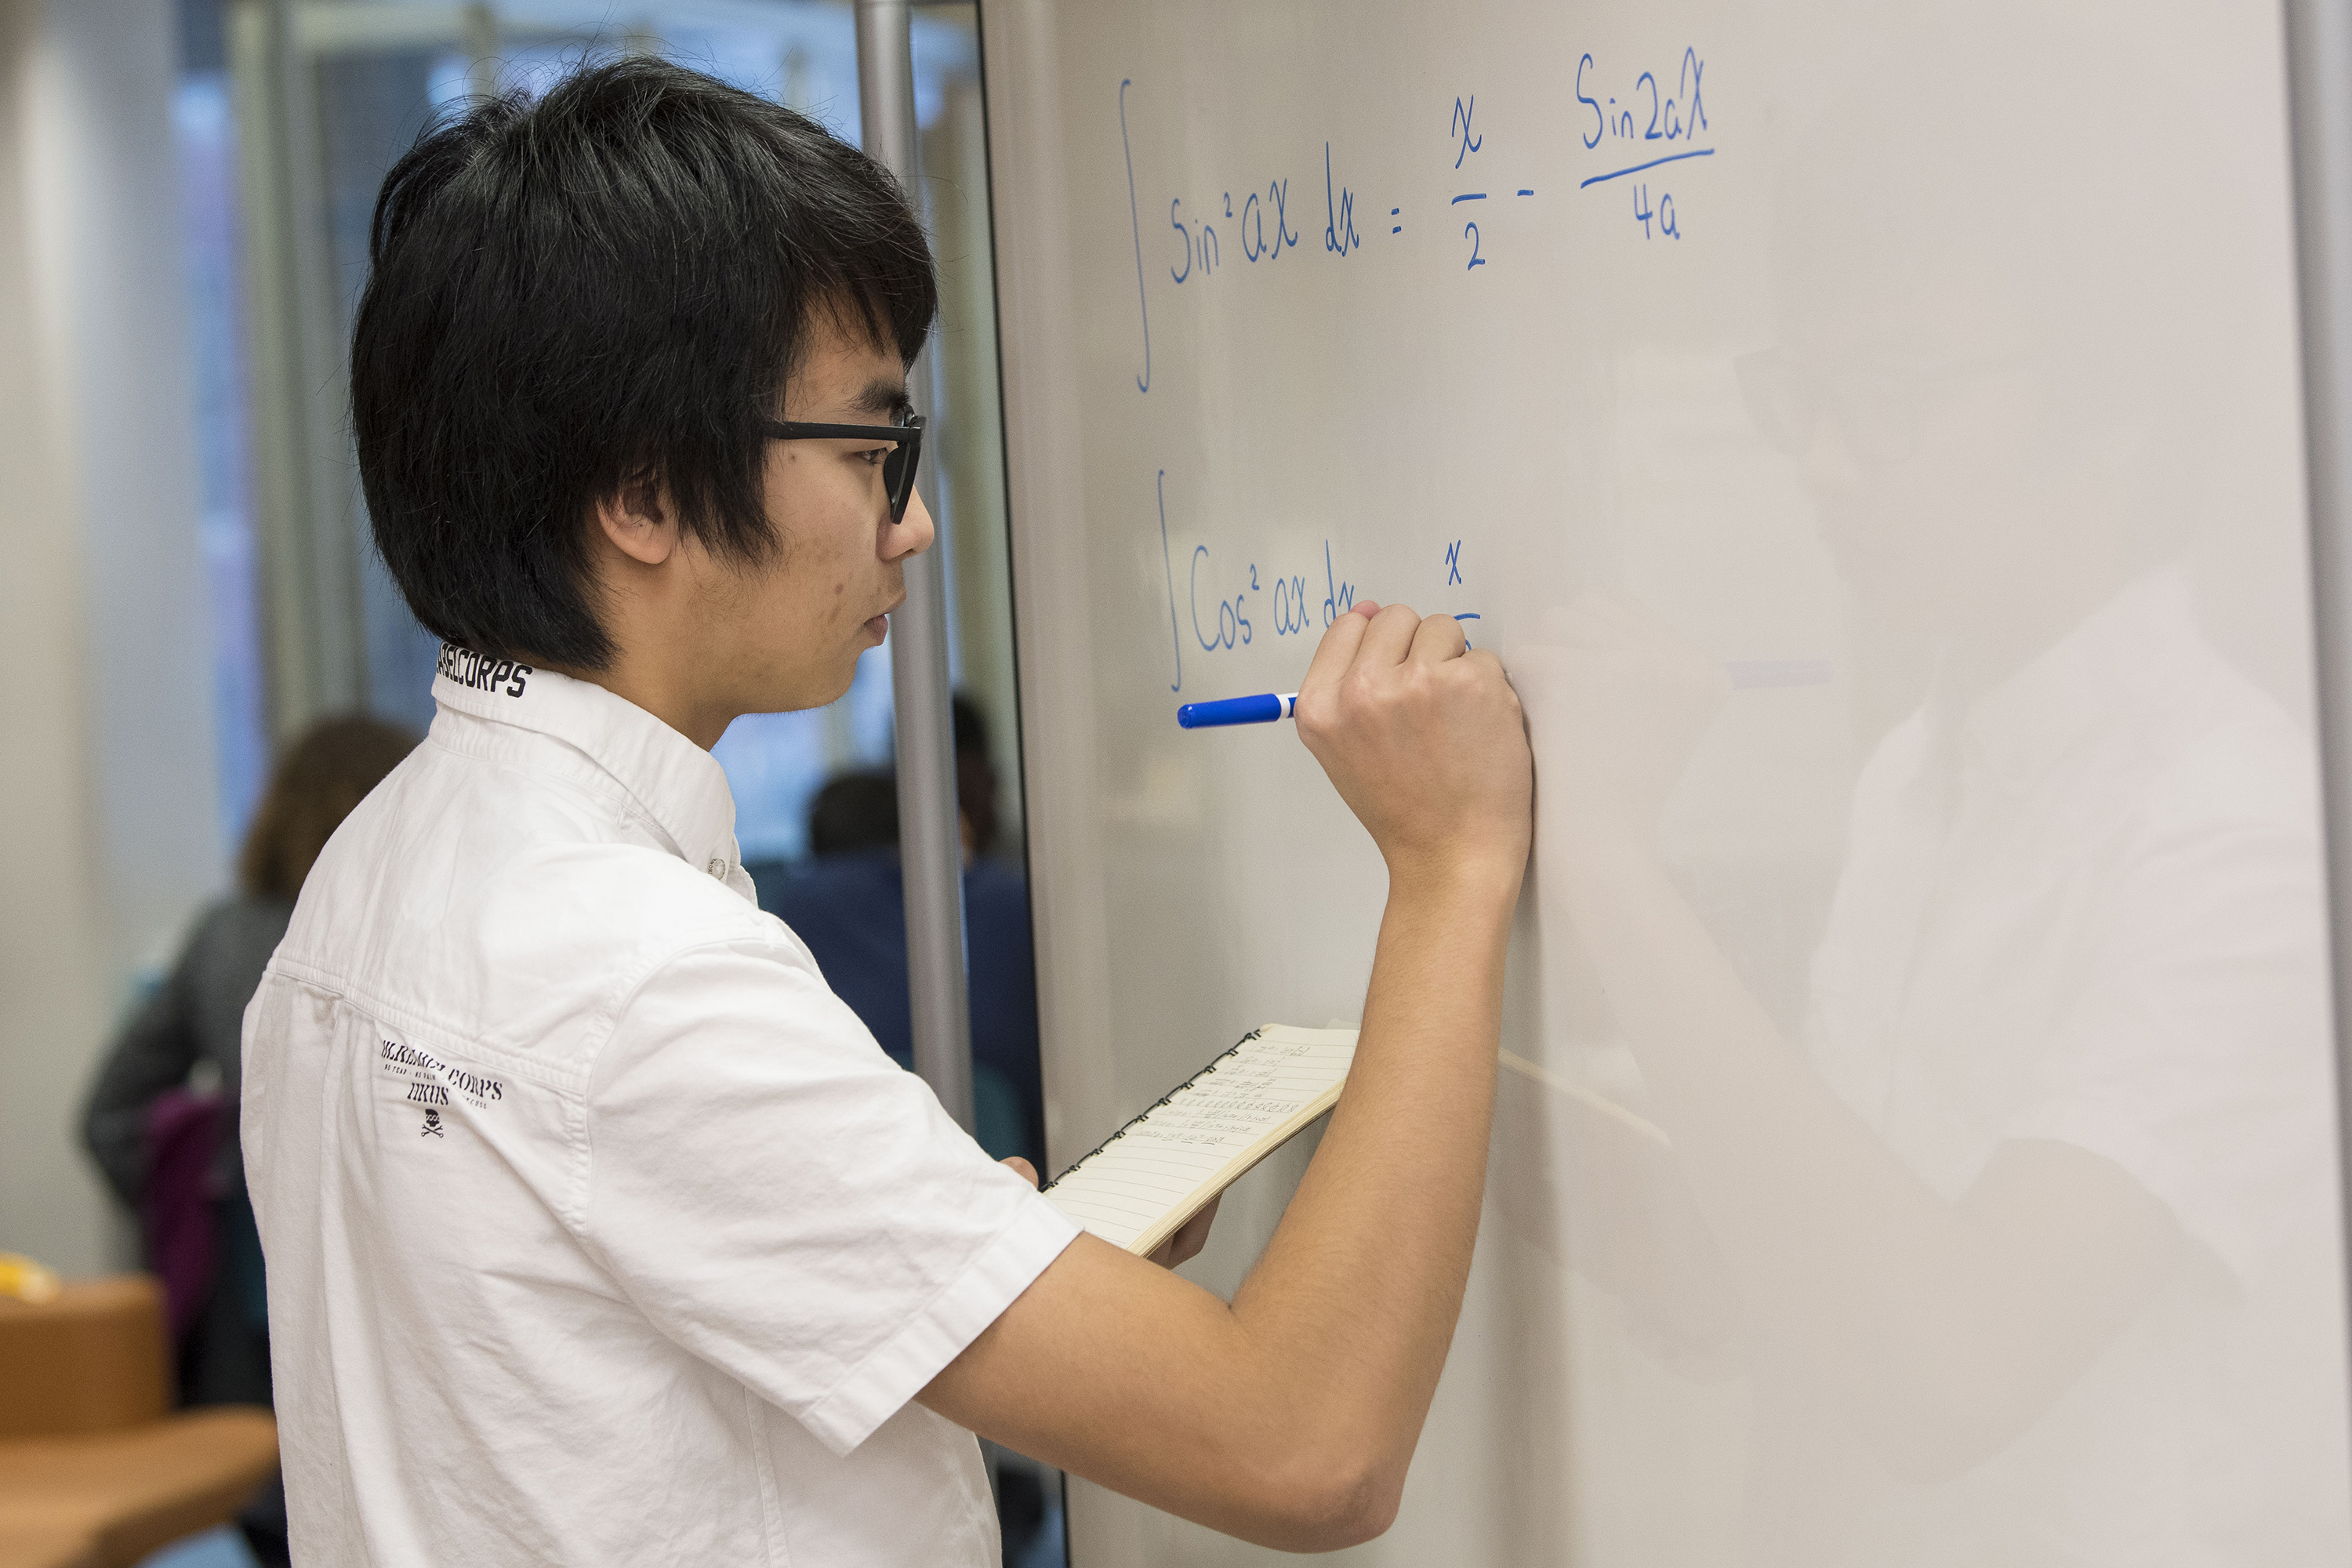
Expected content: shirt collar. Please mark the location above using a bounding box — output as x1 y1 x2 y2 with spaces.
430 644 742 878
1950 568 2204 791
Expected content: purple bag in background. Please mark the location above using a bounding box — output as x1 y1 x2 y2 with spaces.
143 1087 224 1341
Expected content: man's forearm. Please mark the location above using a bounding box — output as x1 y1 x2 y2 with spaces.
1230 860 1520 1508
918 604 1531 1550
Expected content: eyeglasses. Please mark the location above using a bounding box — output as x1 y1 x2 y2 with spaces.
764 414 925 522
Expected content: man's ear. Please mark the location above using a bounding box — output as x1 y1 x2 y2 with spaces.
594 467 679 567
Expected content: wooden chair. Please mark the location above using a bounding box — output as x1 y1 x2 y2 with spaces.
0 1276 277 1568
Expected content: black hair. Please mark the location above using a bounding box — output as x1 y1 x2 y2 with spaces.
808 770 901 856
951 691 987 757
807 695 996 857
352 57 938 670
240 715 419 900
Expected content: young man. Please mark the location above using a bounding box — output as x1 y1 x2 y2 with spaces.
242 59 1531 1564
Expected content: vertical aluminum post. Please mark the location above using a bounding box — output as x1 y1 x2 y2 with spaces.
2287 0 2352 1430
858 0 975 1133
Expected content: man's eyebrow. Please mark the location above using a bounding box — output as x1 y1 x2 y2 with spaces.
851 378 913 420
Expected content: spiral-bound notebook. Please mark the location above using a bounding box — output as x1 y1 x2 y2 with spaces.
1040 1025 1359 1255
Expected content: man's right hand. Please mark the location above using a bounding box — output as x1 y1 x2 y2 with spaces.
1292 601 1533 889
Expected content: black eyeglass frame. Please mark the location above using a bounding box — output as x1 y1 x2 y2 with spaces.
764 416 926 522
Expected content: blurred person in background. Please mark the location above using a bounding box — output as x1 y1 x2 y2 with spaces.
81 716 419 1411
756 695 1044 1172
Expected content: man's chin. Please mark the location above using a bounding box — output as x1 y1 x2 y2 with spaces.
737 649 871 721
727 677 848 722
811 660 864 712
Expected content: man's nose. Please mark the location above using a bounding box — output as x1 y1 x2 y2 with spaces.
888 486 935 560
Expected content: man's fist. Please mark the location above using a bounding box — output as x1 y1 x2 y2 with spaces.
1294 601 1532 889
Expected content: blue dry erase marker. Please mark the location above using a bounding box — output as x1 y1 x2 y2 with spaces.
1174 612 1485 728
1176 658 1837 729
1178 692 1297 728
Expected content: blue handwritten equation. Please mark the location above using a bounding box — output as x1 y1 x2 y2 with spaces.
1153 473 1483 693
1122 62 1714 388
1131 81 1548 337
1575 48 1711 240
1156 472 1360 692
1169 176 1301 281
1446 94 1541 271
1167 138 1403 275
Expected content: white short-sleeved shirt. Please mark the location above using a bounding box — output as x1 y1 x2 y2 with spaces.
241 652 1080 1566
1788 572 2352 1563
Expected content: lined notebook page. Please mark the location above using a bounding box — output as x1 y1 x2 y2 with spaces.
1042 1025 1358 1255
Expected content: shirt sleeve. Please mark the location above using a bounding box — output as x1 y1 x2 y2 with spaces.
579 934 1080 1456
2004 768 2336 1281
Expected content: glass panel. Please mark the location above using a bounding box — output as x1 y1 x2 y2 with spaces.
173 19 270 849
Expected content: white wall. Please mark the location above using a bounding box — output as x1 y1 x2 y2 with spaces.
0 0 223 1277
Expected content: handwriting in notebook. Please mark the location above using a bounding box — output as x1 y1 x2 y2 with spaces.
1045 1029 1358 1253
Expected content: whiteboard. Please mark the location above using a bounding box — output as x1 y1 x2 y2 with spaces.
981 2 2352 1562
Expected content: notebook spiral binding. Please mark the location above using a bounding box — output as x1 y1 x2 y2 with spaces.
1039 1028 1266 1193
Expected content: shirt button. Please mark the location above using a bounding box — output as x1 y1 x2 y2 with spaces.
706 858 728 878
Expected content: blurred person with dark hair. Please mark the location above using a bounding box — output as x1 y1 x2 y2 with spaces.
83 715 417 1405
951 691 1004 858
757 695 1044 1168
806 768 902 856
